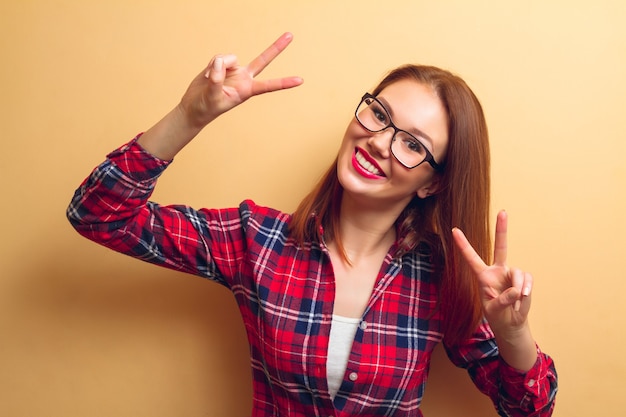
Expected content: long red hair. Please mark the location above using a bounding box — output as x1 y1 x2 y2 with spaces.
290 65 491 346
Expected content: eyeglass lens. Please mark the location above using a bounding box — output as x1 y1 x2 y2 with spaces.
356 96 429 168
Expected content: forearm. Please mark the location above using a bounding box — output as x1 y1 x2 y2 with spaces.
449 321 557 416
67 137 168 233
137 104 208 161
67 140 199 274
493 322 538 371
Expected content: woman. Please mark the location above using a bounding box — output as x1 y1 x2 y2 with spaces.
67 32 557 416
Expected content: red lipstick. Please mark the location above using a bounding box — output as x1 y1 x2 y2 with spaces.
352 147 385 179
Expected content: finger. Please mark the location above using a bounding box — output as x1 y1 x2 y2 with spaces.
493 210 508 266
522 271 533 297
204 54 238 79
511 269 534 311
207 56 225 84
452 227 487 274
518 271 533 313
251 76 304 96
204 55 217 78
247 32 295 77
500 286 523 311
511 268 524 311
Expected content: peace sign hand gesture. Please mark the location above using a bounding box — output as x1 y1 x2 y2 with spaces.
452 210 539 370
452 210 532 334
138 33 303 160
180 32 303 130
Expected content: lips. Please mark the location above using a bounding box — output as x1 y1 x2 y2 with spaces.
352 147 385 178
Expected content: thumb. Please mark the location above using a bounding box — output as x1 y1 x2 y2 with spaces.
487 287 522 314
205 56 225 85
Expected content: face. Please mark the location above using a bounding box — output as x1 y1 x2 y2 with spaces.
337 79 449 210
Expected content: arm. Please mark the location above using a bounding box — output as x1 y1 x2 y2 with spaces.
453 211 538 369
451 211 558 415
67 33 303 277
138 32 303 160
445 320 557 417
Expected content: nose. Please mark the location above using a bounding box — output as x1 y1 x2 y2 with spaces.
367 127 394 158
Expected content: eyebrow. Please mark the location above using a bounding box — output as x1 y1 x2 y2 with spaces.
377 96 435 147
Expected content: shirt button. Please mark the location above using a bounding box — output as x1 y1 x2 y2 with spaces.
528 379 536 387
349 372 358 381
360 321 367 330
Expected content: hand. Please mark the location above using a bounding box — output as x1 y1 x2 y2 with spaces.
179 32 303 129
452 211 533 334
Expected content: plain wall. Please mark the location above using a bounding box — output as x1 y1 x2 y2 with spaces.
1 1 625 416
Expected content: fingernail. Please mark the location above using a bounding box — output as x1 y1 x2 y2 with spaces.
214 56 223 71
522 286 531 297
514 299 521 312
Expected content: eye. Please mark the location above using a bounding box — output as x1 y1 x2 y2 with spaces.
369 101 389 125
401 135 427 155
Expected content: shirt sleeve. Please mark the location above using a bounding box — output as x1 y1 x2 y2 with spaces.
66 135 248 287
444 319 558 416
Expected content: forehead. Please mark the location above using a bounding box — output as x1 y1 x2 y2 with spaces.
376 79 449 148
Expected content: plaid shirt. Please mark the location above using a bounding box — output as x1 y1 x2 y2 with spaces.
67 136 557 417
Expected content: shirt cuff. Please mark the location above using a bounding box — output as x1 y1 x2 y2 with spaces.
106 133 172 182
499 345 546 397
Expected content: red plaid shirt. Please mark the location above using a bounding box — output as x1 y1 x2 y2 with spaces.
67 136 557 416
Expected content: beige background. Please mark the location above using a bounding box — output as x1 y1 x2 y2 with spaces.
1 1 624 416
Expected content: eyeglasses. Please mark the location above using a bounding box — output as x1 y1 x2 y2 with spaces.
355 93 442 171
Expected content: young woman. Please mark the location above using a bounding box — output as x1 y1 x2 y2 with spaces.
67 32 557 416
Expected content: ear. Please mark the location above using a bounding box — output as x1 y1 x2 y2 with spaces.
416 175 441 199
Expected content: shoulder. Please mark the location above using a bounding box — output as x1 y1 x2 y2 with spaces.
239 199 291 223
402 240 441 267
238 199 293 235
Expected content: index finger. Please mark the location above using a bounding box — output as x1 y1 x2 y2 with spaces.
493 210 508 266
247 32 295 77
452 227 488 274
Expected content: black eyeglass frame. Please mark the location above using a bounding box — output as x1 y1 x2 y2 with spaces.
355 93 443 172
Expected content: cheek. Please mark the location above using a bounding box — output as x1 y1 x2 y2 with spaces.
344 118 366 139
338 121 361 153
391 165 434 190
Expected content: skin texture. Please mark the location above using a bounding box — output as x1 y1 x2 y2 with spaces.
336 79 448 211
453 211 537 371
137 32 538 372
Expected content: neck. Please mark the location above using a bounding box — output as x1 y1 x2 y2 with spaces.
334 196 401 261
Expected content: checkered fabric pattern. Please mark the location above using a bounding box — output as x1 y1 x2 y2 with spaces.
67 136 557 417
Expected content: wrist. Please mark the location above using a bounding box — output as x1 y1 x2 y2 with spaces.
137 106 205 161
493 322 538 371
492 320 531 344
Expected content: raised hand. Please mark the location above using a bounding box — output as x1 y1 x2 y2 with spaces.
180 32 303 130
138 33 303 160
452 210 533 334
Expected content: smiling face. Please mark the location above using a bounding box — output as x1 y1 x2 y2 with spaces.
337 78 449 210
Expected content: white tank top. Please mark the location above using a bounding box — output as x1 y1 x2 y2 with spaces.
327 314 360 399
